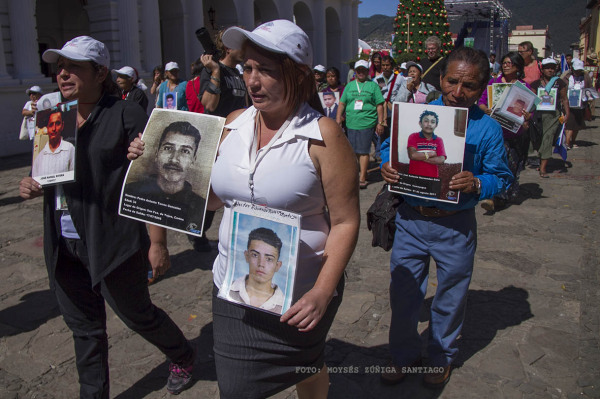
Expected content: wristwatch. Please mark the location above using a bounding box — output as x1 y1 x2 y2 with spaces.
472 177 481 195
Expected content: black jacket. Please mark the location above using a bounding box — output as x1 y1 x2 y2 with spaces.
43 94 150 287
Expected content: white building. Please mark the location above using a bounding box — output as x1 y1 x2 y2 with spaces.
508 25 552 58
0 0 359 157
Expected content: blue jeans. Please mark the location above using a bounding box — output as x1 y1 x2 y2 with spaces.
389 203 477 367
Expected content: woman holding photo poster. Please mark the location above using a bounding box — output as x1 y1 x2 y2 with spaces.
477 51 533 211
18 36 195 396
531 58 570 177
564 58 592 149
129 20 360 399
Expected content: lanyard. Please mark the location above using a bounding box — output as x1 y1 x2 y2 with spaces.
355 79 364 95
248 109 295 204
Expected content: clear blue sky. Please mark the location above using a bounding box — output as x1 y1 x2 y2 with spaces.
358 0 398 18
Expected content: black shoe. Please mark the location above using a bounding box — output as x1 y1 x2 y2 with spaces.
189 235 212 253
166 361 193 394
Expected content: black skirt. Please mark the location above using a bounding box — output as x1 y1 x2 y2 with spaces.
565 107 586 130
212 277 344 399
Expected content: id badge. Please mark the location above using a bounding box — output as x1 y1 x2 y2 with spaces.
55 185 68 210
354 100 364 110
217 200 301 316
574 83 582 90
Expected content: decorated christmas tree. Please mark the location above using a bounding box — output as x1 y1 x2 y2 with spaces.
391 0 453 63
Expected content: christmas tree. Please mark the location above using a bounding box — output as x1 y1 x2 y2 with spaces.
391 0 453 63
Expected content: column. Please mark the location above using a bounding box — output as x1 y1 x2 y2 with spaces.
0 10 14 83
313 0 326 66
8 0 46 81
140 0 162 73
117 0 142 70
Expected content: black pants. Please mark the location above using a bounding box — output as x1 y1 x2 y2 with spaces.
53 238 194 399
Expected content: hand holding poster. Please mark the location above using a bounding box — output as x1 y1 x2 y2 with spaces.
388 102 468 203
119 109 225 236
218 201 301 315
31 100 78 186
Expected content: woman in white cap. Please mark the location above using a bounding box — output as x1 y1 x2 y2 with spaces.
212 20 359 399
18 36 195 397
531 58 570 177
564 58 592 149
112 66 149 112
392 61 435 104
22 85 43 140
156 61 188 110
130 19 359 399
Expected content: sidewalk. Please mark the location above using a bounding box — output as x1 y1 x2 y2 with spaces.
0 116 598 398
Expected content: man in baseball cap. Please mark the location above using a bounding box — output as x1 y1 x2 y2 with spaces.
112 66 148 112
313 64 327 90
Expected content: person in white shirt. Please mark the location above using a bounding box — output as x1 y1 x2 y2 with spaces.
32 110 75 178
22 86 43 140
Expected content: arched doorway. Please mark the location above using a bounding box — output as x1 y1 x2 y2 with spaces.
254 0 279 28
36 0 90 78
325 7 342 70
158 0 185 74
293 2 314 51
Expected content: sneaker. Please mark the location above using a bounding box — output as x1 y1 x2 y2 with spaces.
167 362 193 395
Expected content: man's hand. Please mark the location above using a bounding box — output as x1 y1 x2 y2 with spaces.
381 162 399 184
19 177 43 200
375 123 385 136
449 171 477 193
148 242 170 279
200 54 219 73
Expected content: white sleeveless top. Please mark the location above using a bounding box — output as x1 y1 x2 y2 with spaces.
211 103 329 301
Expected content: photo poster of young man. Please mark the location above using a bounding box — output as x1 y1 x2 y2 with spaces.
119 109 225 236
318 91 340 119
164 91 177 110
218 200 301 316
537 87 557 111
389 102 468 203
31 100 78 186
568 89 582 108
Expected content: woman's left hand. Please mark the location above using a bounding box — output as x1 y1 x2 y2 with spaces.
522 110 531 121
280 287 332 332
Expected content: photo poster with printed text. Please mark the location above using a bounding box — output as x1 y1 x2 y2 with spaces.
31 100 78 186
389 102 469 204
218 201 301 316
119 109 225 236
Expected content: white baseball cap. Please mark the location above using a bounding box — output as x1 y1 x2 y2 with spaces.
541 58 558 66
355 60 369 70
165 62 180 71
26 85 43 95
572 58 585 71
42 36 110 67
400 62 407 69
313 64 326 73
405 61 423 72
112 66 137 79
222 19 313 67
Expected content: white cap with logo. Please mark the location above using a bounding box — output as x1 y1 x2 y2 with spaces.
165 62 180 71
42 36 110 67
112 66 137 79
26 86 43 95
222 19 313 67
541 58 558 66
572 58 585 71
354 60 369 70
313 64 326 73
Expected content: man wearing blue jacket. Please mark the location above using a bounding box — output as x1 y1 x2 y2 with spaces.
379 47 513 388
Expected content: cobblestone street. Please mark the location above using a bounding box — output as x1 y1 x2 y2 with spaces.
0 115 598 399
